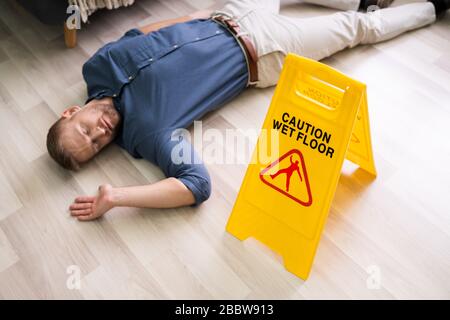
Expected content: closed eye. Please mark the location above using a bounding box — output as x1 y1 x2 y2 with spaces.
81 125 97 151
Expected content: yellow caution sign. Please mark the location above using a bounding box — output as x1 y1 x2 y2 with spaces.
226 54 376 280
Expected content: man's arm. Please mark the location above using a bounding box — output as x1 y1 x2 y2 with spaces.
111 177 195 207
138 9 213 34
69 131 211 221
69 178 195 221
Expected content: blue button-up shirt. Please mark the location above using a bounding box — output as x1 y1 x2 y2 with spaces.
82 19 248 205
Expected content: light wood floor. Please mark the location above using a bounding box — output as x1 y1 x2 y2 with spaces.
0 0 449 299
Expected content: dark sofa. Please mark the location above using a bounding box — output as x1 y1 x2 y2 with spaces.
15 0 78 48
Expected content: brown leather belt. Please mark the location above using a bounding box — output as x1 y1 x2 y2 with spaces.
211 15 258 85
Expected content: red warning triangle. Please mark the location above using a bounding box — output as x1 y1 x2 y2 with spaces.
259 149 313 207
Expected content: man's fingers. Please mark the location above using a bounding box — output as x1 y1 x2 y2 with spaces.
70 209 92 216
70 202 92 210
75 196 95 203
77 214 98 222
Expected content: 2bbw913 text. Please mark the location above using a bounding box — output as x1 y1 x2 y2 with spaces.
175 304 274 317
218 304 274 315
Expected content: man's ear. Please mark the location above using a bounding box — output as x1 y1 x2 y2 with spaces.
61 105 82 119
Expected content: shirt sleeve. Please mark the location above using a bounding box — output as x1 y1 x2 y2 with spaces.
135 129 212 206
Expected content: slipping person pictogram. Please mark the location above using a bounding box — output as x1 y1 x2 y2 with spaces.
270 155 302 192
260 149 312 207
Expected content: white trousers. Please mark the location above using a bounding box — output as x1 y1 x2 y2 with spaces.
214 0 436 87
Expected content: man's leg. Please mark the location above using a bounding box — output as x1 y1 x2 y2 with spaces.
302 0 398 11
256 2 436 87
293 2 436 60
302 0 362 11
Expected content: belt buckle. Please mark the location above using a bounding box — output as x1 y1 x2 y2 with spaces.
211 14 231 25
211 11 233 21
212 14 229 21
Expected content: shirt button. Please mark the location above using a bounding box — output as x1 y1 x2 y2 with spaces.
112 94 117 97
148 58 153 62
216 31 221 34
173 44 178 48
195 37 200 41
128 75 133 80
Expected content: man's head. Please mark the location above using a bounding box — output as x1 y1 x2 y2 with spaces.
46 98 121 170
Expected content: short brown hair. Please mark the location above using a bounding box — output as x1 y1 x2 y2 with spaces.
46 118 80 171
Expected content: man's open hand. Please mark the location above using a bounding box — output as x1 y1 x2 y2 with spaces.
69 184 114 221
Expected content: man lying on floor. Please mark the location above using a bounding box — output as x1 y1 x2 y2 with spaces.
47 0 449 221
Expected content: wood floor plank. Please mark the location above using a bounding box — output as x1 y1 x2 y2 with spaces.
0 226 19 272
0 47 7 64
0 169 22 221
0 107 43 162
137 0 180 25
0 17 11 42
0 1 31 35
149 207 252 299
0 36 81 115
0 262 41 299
72 218 168 299
144 248 215 299
0 61 43 111
159 0 198 16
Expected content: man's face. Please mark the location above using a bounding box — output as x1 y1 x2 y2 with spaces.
59 99 121 164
